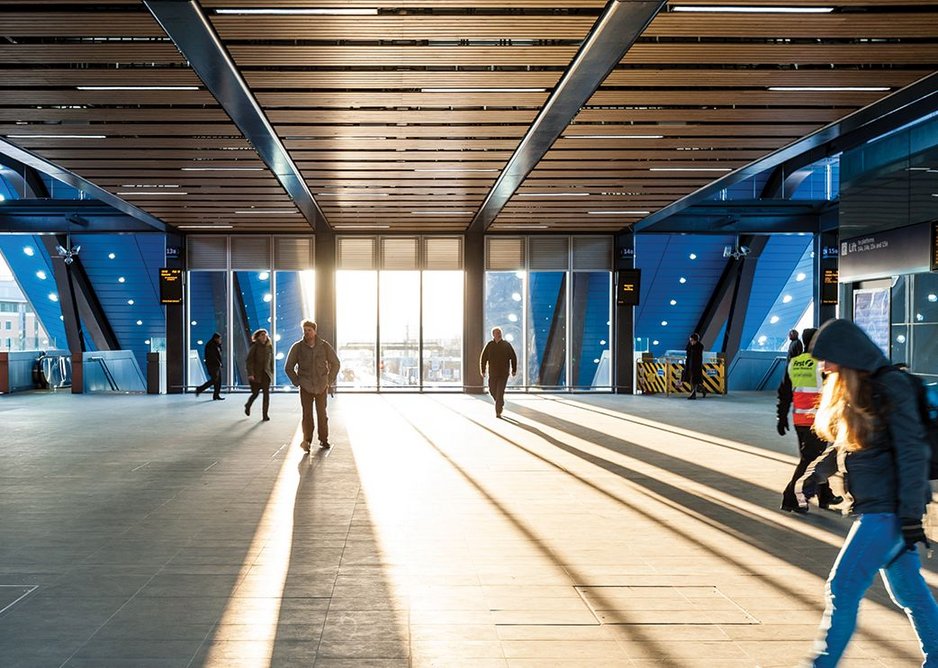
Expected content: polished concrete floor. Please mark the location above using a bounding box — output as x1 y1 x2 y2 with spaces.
1 389 936 667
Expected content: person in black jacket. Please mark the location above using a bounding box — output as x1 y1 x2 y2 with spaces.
797 319 937 667
195 332 224 400
683 332 706 400
787 328 804 360
480 327 517 418
244 328 274 421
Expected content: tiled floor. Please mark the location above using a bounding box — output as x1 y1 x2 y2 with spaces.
1 390 935 667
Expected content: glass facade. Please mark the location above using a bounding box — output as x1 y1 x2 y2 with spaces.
336 270 378 389
422 271 463 388
274 271 316 386
379 271 420 388
484 272 525 387
187 272 228 388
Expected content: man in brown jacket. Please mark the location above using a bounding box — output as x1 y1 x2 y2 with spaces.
284 320 340 451
480 327 517 418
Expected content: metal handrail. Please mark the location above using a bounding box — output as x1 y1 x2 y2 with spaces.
88 355 119 391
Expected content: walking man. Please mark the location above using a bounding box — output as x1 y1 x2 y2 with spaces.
285 320 340 452
195 332 224 400
480 327 517 418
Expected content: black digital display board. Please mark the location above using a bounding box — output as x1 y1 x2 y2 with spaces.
616 269 641 306
159 268 183 305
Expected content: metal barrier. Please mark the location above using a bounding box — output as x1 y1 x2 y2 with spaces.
636 355 726 396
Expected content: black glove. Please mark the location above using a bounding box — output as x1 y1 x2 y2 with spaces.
901 521 930 551
776 416 789 436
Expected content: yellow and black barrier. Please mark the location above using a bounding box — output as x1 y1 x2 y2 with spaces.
637 357 725 396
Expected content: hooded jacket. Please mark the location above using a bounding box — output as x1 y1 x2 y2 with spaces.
798 319 931 522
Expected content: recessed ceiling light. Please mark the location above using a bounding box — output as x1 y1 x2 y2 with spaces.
507 225 549 229
518 192 589 197
564 134 664 140
650 167 733 172
181 167 263 171
177 225 234 229
411 211 473 215
420 87 546 93
588 210 649 215
8 134 106 139
412 168 499 173
117 191 189 195
671 5 834 13
234 210 296 214
121 184 180 188
77 86 199 91
333 225 391 229
768 86 890 92
215 7 378 15
318 192 389 197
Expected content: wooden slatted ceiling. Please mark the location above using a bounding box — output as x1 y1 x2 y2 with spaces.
0 2 936 233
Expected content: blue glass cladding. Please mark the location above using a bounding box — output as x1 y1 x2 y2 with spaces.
571 272 610 387
0 173 17 200
634 234 734 356
72 233 165 371
528 271 566 387
0 236 66 348
743 235 814 350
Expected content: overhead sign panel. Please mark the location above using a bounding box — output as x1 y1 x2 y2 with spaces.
159 267 183 305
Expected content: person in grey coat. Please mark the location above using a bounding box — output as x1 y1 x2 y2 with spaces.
796 318 937 667
284 320 340 452
244 328 274 421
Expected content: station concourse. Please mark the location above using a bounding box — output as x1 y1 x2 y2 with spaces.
1 1 937 667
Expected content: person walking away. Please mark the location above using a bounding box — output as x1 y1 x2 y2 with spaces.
244 328 274 421
195 332 224 400
788 328 804 360
480 327 517 418
285 320 340 452
776 327 841 514
684 332 706 399
796 318 937 667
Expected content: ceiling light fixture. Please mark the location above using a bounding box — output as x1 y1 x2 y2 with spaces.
121 184 180 188
8 134 106 139
412 168 499 173
215 7 379 15
518 192 590 197
117 191 188 195
77 86 200 91
234 210 296 214
420 88 546 93
333 225 391 229
181 167 264 171
587 210 649 215
411 211 473 215
177 224 234 229
768 86 890 92
564 134 664 139
671 5 834 13
650 167 732 172
318 192 389 197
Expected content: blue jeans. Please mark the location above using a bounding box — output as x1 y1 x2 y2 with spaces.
808 513 938 667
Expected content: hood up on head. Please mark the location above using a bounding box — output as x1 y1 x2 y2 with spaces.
801 327 818 350
808 319 889 373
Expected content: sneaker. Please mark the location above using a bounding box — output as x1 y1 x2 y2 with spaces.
244 404 250 416
319 441 331 449
300 440 311 453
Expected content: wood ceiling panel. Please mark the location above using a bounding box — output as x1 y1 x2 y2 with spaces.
0 124 242 136
0 13 166 37
0 69 204 87
0 109 232 124
0 91 215 105
0 44 184 65
201 0 606 7
646 13 938 39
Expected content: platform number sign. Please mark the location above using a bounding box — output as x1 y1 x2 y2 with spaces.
159 268 184 305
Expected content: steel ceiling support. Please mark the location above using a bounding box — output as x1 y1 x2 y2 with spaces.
0 200 163 233
634 71 938 234
0 139 166 232
721 236 770 366
467 0 667 233
66 253 121 353
145 0 328 233
41 236 85 356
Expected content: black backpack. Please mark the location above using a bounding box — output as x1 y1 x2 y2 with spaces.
874 365 938 480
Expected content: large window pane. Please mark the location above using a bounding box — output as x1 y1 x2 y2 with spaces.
0 251 54 351
570 272 611 388
484 272 525 387
188 272 228 389
528 271 566 388
422 270 463 388
379 271 420 389
274 270 315 386
233 271 272 386
336 270 377 389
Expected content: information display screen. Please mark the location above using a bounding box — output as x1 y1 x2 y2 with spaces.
616 269 641 306
159 268 183 305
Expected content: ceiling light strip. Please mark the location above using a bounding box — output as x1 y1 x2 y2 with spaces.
215 7 378 15
671 5 834 13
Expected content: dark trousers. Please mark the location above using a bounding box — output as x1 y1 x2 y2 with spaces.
488 375 509 415
300 387 329 444
196 365 222 398
245 380 270 418
783 425 836 506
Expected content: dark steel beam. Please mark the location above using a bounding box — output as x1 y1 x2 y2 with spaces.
0 139 166 232
722 236 770 365
467 0 667 234
145 0 328 233
639 200 828 234
635 71 938 233
69 254 121 352
41 236 85 356
0 200 161 233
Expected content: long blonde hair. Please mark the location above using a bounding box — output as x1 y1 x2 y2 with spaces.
812 367 879 451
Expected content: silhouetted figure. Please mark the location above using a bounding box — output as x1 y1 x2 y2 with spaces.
787 328 804 360
797 319 937 666
684 333 706 400
285 320 340 452
480 327 517 418
244 328 274 421
195 332 224 400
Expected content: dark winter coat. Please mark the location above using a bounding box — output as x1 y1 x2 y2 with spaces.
203 338 222 370
683 340 704 386
799 319 932 522
480 339 517 378
246 341 274 385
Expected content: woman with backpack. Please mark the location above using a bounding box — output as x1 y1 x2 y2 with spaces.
797 318 937 667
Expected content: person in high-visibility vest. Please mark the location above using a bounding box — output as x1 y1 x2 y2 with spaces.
776 327 841 513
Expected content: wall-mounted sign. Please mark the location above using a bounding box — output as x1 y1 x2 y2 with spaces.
616 269 641 306
839 222 932 283
159 267 183 305
821 267 839 305
165 245 181 260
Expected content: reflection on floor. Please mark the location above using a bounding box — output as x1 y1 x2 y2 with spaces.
0 391 935 667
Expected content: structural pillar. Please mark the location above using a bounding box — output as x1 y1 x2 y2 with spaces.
315 229 336 347
613 232 635 394
464 230 484 394
165 232 186 393
816 230 839 325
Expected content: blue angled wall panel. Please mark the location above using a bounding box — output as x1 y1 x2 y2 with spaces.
0 236 67 349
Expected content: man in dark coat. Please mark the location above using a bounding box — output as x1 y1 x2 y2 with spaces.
285 320 340 451
195 332 224 400
787 329 804 360
480 327 517 418
684 332 706 400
